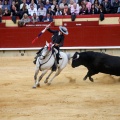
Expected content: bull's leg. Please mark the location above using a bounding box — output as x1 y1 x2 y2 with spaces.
36 70 48 87
44 70 54 83
33 67 39 88
83 75 88 81
83 73 94 82
83 70 98 82
47 68 62 85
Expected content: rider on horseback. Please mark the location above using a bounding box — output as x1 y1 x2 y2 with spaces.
47 25 68 64
33 25 68 64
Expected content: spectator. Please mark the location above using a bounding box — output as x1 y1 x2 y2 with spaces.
18 13 30 26
28 4 37 16
98 4 106 14
31 12 39 23
14 0 20 11
112 0 120 13
44 0 51 10
51 0 57 12
26 0 31 5
80 4 88 14
37 0 43 9
37 3 46 21
2 0 10 11
90 0 102 4
0 0 3 9
42 13 53 22
0 7 2 23
89 4 98 14
83 0 92 13
48 0 53 5
94 0 100 12
117 6 120 13
20 0 29 10
3 7 11 16
59 0 67 11
102 0 111 13
70 3 80 15
11 5 18 23
28 0 37 9
68 0 75 8
98 4 105 21
58 0 70 5
47 6 55 16
55 5 63 15
63 3 70 15
41 0 46 5
19 2 28 19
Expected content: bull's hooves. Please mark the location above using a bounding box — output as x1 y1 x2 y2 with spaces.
90 79 94 82
32 86 36 89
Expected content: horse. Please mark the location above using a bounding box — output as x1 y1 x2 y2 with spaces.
33 41 70 88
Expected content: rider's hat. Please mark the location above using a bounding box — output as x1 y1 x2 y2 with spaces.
59 26 68 35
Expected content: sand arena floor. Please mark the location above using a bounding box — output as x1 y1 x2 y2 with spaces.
0 56 120 120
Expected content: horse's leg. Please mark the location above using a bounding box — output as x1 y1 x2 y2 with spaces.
36 70 48 87
33 67 39 89
44 70 54 83
47 68 62 85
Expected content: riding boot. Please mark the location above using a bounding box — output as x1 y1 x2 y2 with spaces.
56 53 61 64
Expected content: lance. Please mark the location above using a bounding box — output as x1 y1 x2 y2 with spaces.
32 22 52 44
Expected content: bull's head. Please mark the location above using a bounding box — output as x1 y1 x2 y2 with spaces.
71 52 81 68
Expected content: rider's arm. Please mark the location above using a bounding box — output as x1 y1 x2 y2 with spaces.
47 28 58 34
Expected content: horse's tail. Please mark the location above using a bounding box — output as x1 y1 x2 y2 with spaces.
66 53 72 64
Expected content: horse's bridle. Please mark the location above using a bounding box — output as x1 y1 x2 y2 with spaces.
38 47 54 71
39 46 51 60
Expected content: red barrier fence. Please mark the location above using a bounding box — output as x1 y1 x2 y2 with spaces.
0 24 120 48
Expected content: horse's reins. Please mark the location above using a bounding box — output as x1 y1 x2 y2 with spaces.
38 50 54 71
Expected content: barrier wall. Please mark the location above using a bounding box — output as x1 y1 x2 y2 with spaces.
1 14 120 49
0 25 120 48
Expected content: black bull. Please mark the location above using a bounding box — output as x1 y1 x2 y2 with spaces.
72 51 120 82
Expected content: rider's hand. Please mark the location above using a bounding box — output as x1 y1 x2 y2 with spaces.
54 43 59 46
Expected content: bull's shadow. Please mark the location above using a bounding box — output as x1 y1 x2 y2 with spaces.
71 51 120 82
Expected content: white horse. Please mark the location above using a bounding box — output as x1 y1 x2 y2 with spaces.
33 41 70 88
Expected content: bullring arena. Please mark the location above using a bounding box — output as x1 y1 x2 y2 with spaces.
0 49 120 120
0 15 120 120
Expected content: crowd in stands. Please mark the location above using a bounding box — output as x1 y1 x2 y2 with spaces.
0 0 120 24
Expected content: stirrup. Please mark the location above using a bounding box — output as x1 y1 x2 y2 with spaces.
59 57 62 60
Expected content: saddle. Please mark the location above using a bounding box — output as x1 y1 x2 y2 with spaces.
33 48 58 71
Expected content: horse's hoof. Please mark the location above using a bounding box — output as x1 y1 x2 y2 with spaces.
44 80 48 84
32 86 36 89
37 84 40 87
47 83 51 86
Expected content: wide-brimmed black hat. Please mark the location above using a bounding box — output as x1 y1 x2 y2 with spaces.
59 26 68 35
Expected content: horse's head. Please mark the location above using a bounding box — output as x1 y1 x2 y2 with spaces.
40 41 54 59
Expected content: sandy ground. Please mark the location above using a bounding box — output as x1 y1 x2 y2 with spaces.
0 56 120 120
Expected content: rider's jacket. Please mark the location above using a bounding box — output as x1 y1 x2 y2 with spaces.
47 28 64 47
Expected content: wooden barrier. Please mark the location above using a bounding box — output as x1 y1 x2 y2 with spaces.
0 24 120 48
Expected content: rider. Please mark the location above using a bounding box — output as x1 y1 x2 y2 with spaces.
46 25 68 64
33 25 68 64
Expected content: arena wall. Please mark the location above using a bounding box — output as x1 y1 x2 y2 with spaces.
1 15 120 56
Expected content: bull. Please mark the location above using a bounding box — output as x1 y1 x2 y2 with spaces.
71 51 120 82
